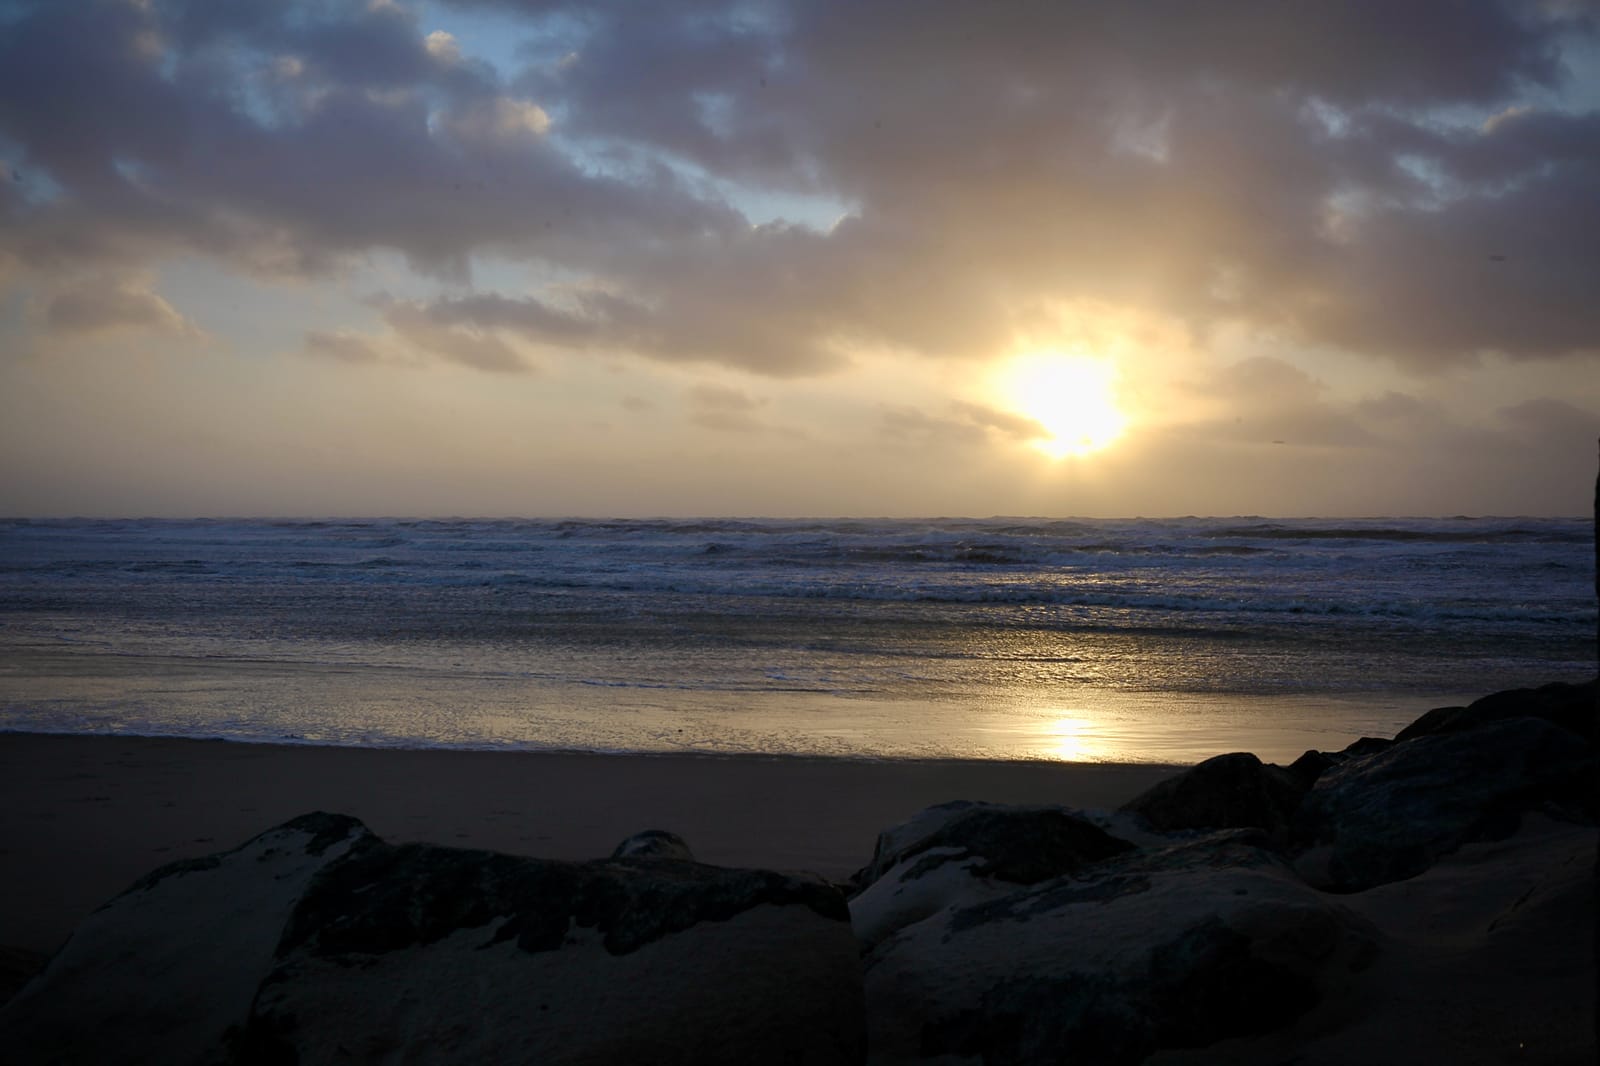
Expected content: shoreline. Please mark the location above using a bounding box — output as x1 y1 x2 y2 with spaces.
0 732 1182 954
0 643 1467 764
0 724 1191 766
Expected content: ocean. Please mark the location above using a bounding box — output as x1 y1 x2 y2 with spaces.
0 516 1593 764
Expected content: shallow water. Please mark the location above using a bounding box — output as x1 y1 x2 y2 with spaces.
1 516 1592 763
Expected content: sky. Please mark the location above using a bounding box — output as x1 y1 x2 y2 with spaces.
2 0 1598 518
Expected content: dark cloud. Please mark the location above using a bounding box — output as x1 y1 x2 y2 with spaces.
0 0 732 282
2 0 1597 375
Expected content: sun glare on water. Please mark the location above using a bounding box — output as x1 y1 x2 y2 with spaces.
999 351 1128 459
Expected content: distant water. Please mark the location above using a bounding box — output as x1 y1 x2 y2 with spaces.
0 517 1593 764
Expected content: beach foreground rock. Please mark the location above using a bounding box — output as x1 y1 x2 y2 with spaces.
857 826 1381 1064
0 816 865 1065
1292 714 1595 892
1118 751 1308 845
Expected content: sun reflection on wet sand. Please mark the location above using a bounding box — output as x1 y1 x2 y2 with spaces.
1041 715 1119 763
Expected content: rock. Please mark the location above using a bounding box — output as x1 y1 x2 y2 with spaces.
1285 748 1337 786
864 831 1379 1064
0 946 50 1009
1339 736 1393 759
1120 752 1308 845
610 828 695 861
1395 678 1597 746
1292 715 1595 893
849 802 1135 950
855 801 1136 890
0 813 866 1065
0 811 372 1066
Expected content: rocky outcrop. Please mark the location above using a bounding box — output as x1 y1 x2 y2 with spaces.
1292 715 1594 892
853 679 1597 1062
862 830 1380 1065
0 816 865 1065
1394 678 1597 745
0 812 371 1065
1119 751 1308 845
849 802 1135 950
0 947 47 1010
610 827 696 861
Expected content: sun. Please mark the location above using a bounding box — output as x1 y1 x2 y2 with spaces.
997 351 1128 459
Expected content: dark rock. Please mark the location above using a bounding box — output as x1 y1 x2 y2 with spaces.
855 801 1135 892
1286 748 1337 786
0 947 48 1009
0 814 866 1065
611 828 695 862
281 838 847 960
864 832 1379 1064
1340 736 1393 758
1119 751 1308 845
1395 678 1597 745
848 802 1135 950
1293 715 1595 892
0 812 374 1066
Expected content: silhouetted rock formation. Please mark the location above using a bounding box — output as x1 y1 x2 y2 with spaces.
849 802 1135 950
1395 678 1597 746
610 827 696 861
1293 714 1594 893
859 827 1378 1064
0 815 865 1065
1119 751 1307 845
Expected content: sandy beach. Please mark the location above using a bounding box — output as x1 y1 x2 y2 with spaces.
0 732 1179 955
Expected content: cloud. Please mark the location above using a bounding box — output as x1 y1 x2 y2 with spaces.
684 382 779 433
880 401 1050 450
689 409 767 434
0 0 733 283
1497 396 1600 446
303 328 387 364
377 298 531 372
43 273 200 336
0 0 1596 380
687 383 763 411
439 95 552 145
950 402 1049 442
879 406 984 448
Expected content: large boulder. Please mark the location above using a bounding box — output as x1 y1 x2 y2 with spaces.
1394 678 1597 746
849 802 1135 949
863 830 1380 1065
1119 752 1308 845
1292 715 1594 893
0 814 866 1065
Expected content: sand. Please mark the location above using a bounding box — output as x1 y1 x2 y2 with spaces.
0 732 1179 955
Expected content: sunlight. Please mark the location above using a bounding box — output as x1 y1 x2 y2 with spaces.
1042 715 1115 763
996 351 1128 459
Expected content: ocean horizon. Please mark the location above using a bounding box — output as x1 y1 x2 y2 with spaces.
2 514 1593 765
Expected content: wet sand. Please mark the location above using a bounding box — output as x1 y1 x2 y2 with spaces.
0 732 1179 954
